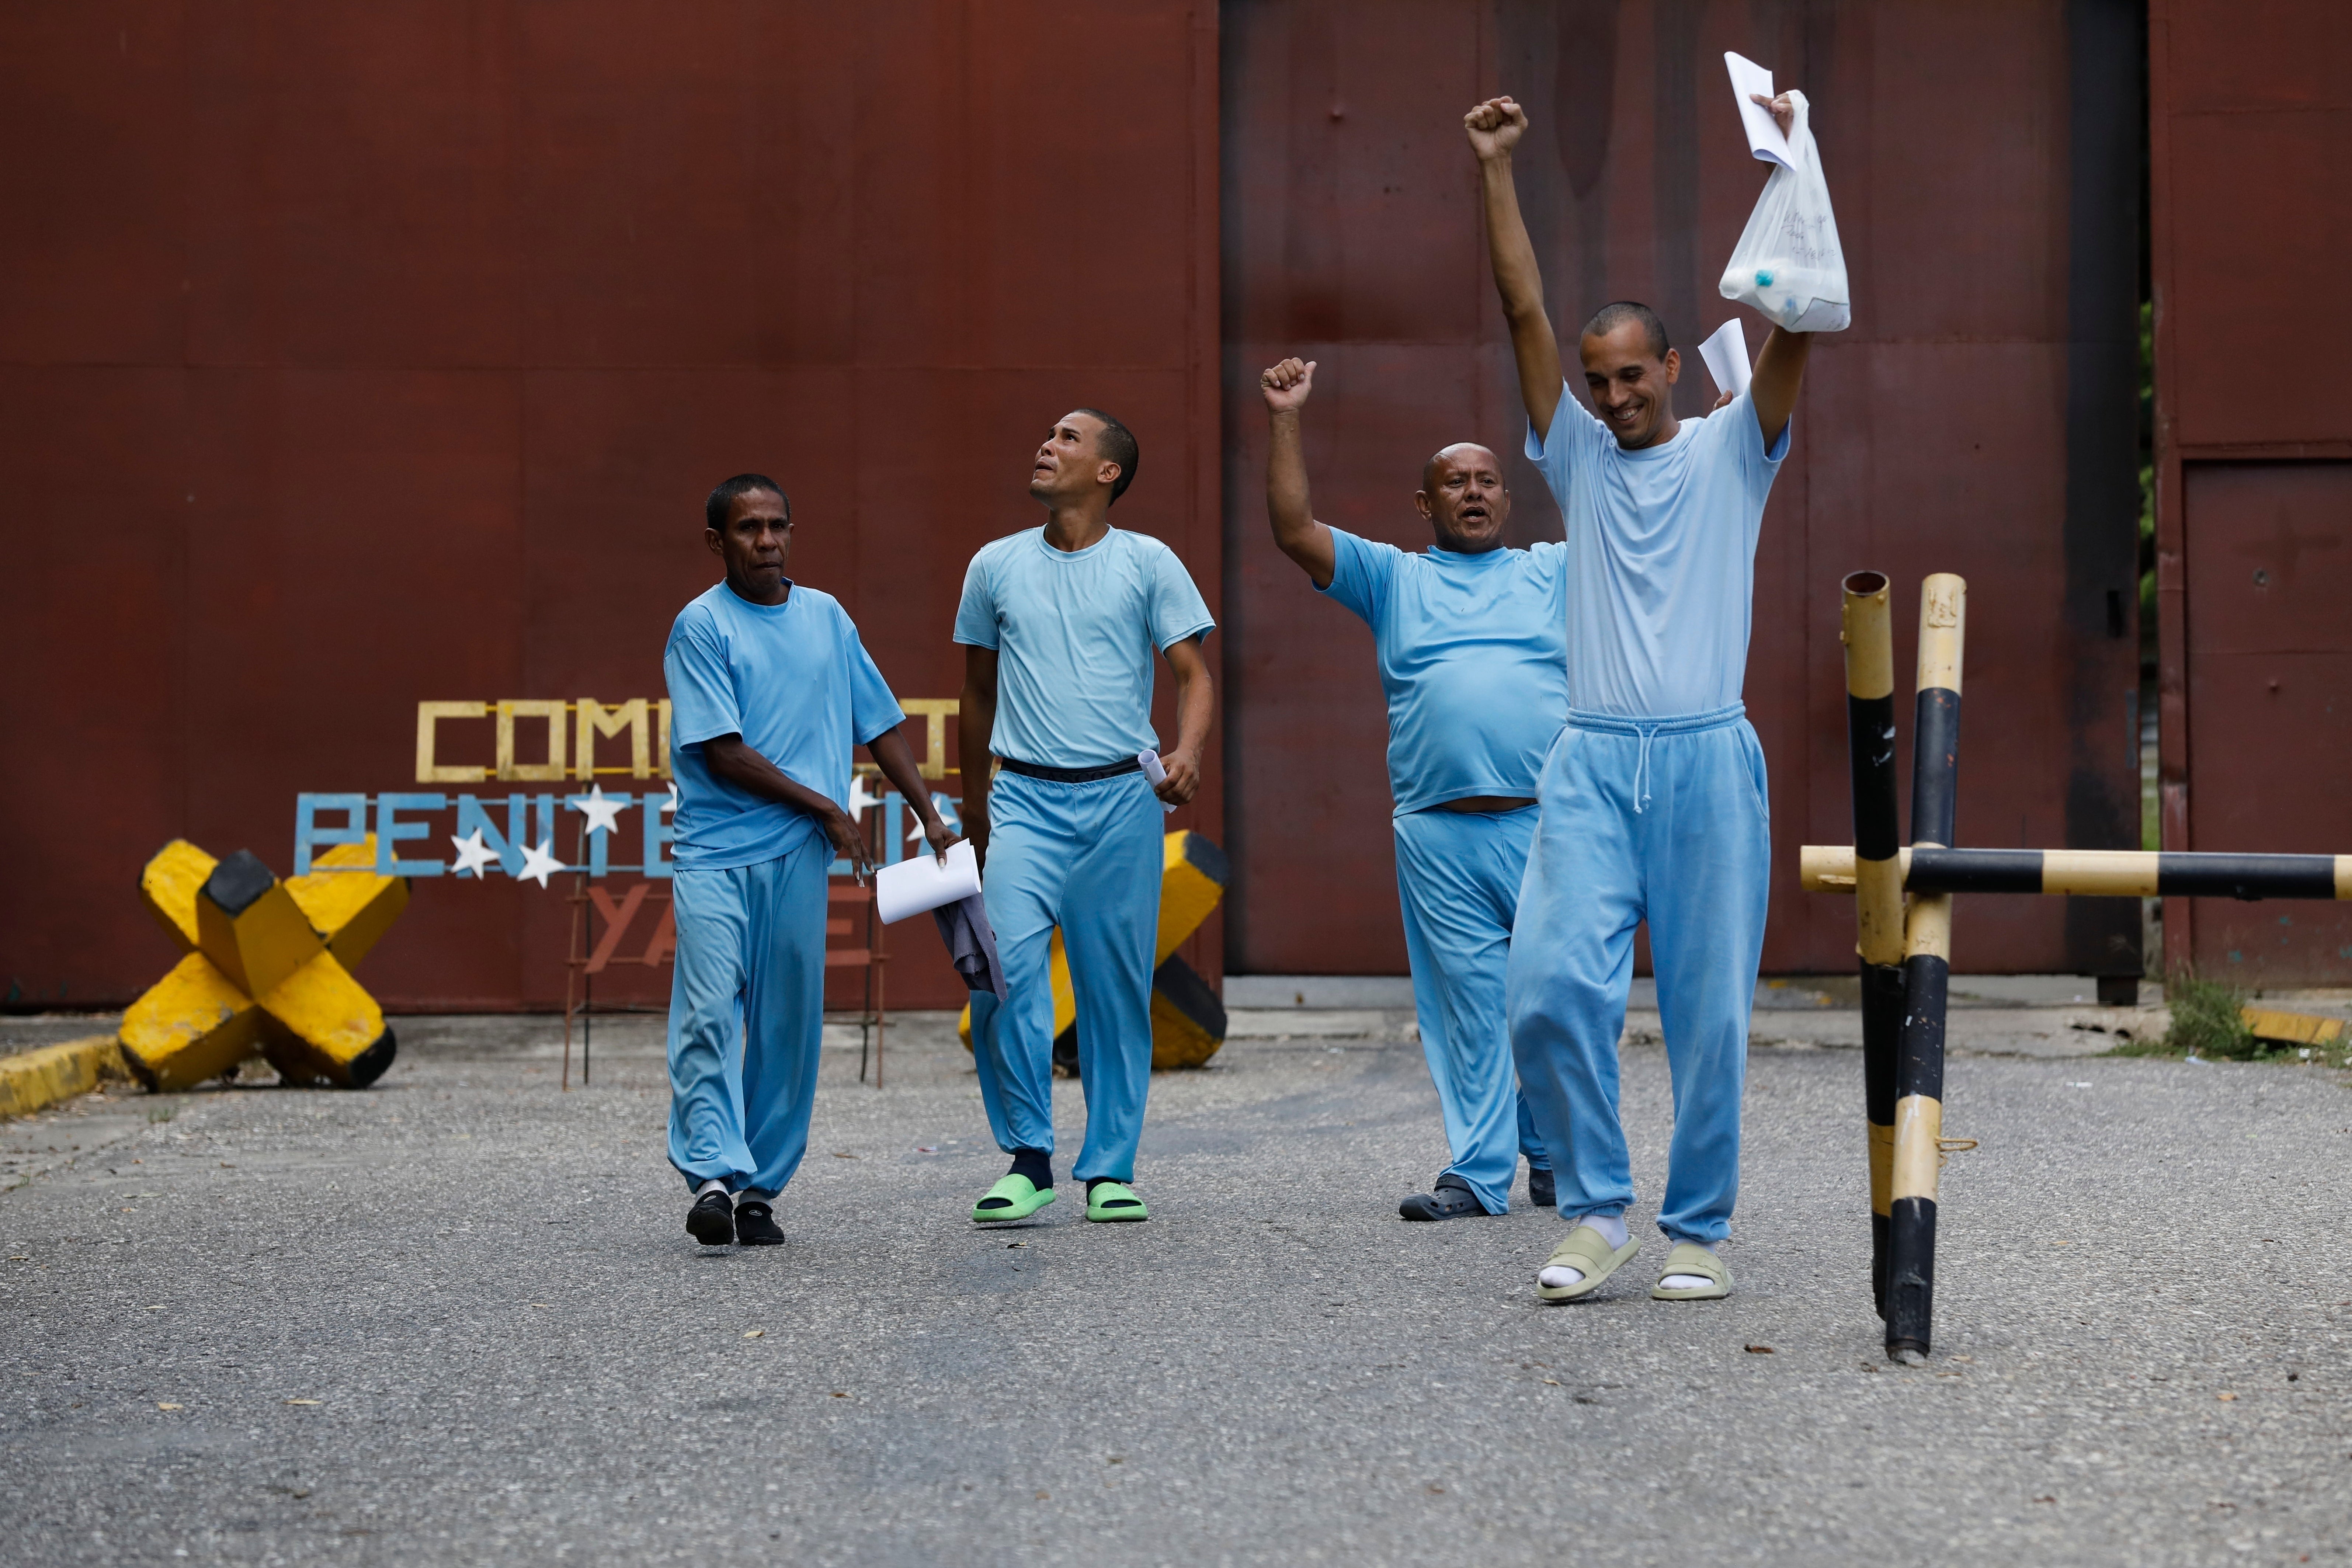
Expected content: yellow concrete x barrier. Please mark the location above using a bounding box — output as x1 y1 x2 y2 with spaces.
959 830 1230 1071
119 838 409 1092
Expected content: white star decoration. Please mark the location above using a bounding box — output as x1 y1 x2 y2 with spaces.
517 838 565 889
449 828 501 879
847 772 882 820
567 783 625 837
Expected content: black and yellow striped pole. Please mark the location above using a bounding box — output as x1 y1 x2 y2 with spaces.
1887 573 1965 1362
1839 571 1905 1316
1801 846 2352 901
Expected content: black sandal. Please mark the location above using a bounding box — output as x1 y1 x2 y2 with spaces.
1399 1174 1486 1221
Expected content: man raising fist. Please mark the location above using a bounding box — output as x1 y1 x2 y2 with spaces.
1260 355 1563 1223
1464 91 1815 1304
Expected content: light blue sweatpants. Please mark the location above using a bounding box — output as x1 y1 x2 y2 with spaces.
967 769 1163 1183
1506 704 1771 1245
666 846 827 1198
1393 806 1550 1214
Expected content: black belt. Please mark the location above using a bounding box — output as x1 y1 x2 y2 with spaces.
996 755 1142 784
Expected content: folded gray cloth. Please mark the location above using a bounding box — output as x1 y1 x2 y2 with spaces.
931 892 1005 999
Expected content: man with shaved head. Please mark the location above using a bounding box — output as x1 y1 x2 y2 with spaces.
1261 356 1563 1222
1467 90 1814 1304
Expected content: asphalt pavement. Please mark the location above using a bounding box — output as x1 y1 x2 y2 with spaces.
4 1003 2349 1567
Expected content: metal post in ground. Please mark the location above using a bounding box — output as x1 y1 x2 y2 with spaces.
1887 573 1966 1362
1839 571 1907 1317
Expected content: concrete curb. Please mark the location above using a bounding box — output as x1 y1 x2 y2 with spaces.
0 1036 130 1119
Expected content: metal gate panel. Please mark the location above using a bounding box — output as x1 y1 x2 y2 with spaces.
2152 0 2352 983
2180 462 2352 985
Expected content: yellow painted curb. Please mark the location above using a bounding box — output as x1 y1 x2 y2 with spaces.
0 1036 131 1120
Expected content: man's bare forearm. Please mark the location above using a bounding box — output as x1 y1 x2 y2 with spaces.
703 733 873 876
1748 325 1811 449
957 650 997 837
1480 155 1544 318
703 736 844 822
1479 154 1564 434
866 729 948 837
1265 408 1334 587
957 702 992 804
1170 661 1213 765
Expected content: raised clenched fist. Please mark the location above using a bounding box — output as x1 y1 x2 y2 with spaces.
1260 357 1317 414
1463 96 1528 160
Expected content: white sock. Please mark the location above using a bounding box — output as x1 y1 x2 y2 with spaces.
1581 1213 1630 1249
1537 1213 1630 1290
1661 1241 1716 1290
695 1178 729 1200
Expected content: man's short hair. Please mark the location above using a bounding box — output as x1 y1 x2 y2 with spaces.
705 473 789 532
1073 409 1140 505
1580 300 1671 361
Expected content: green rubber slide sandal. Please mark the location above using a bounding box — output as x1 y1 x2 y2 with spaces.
1650 1241 1731 1300
1536 1224 1641 1302
972 1174 1056 1224
1084 1181 1149 1223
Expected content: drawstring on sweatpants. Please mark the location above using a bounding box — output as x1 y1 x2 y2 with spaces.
1563 703 1748 815
1631 723 1661 813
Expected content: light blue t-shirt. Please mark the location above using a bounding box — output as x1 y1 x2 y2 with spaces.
952 526 1216 769
664 580 905 870
1525 388 1790 717
1318 528 1571 815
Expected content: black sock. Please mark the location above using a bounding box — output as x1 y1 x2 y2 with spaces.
1008 1148 1053 1189
1085 1176 1127 1196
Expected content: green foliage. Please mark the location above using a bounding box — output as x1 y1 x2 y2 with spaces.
2164 973 2258 1060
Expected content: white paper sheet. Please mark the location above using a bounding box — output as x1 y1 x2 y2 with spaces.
874 838 982 925
1697 318 1752 400
1724 52 1790 170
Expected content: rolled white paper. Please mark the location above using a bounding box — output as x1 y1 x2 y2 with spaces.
1138 750 1178 814
874 838 982 925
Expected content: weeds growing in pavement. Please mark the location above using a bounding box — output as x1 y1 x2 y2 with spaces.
2163 974 2259 1059
2102 971 2352 1069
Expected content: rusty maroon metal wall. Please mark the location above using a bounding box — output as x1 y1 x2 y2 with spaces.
2151 1 2352 985
0 2 1222 1012
1219 0 2147 977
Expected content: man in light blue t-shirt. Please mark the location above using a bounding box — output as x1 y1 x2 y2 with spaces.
1467 91 1817 1304
664 473 954 1248
954 410 1216 1226
1258 354 1563 1223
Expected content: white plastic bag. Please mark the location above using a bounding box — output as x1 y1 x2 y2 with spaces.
1718 88 1850 333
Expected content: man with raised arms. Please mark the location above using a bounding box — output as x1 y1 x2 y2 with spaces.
666 474 955 1247
1258 356 1561 1222
956 411 1215 1226
1466 90 1813 1302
